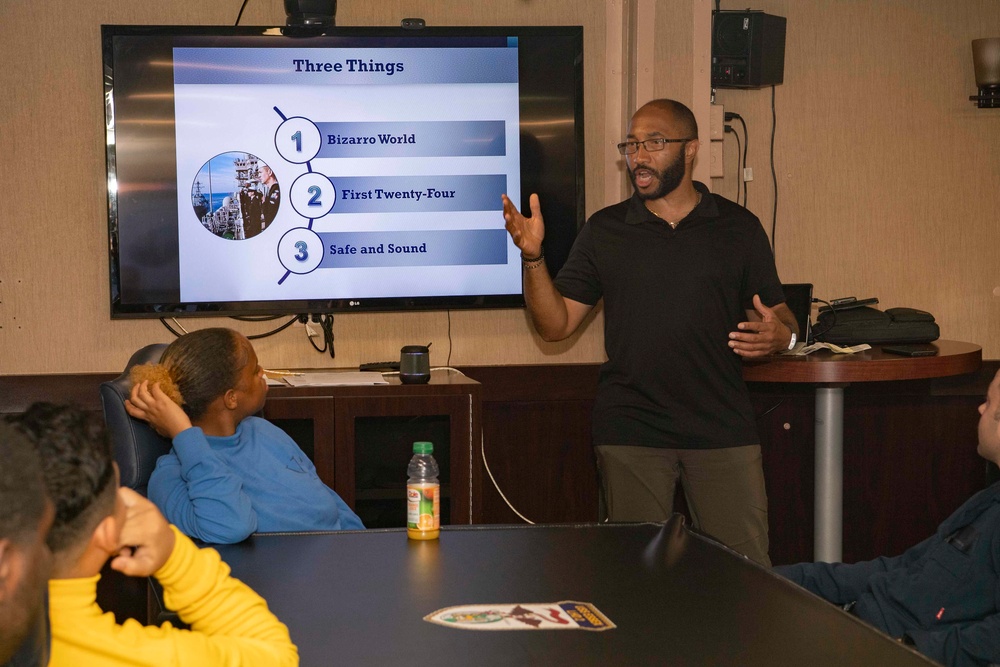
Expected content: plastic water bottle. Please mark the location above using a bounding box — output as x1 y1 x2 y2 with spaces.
407 441 440 540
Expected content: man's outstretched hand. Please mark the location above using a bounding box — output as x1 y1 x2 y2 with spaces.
502 193 545 258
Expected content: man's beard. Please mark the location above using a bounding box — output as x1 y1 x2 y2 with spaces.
627 147 686 200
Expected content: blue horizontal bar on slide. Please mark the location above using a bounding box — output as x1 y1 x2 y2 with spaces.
317 121 506 158
330 174 506 213
318 229 508 268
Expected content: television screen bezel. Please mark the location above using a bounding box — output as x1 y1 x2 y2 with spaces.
102 24 584 319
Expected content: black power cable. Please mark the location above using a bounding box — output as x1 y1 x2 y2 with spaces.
725 125 742 204
159 318 185 337
235 0 251 26
231 314 287 322
307 314 336 359
770 85 779 259
446 309 453 367
757 399 785 420
159 314 299 339
724 112 749 207
809 298 838 342
246 316 299 340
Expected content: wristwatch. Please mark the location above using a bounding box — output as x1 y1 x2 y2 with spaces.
786 332 797 350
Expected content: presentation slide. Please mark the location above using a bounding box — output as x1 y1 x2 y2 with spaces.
172 44 522 303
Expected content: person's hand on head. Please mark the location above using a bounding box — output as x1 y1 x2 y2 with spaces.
501 193 545 258
729 294 793 357
109 488 176 578
125 380 192 439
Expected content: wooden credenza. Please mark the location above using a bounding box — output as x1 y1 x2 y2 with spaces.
262 370 482 527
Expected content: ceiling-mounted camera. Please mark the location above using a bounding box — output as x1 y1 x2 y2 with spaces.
284 0 337 28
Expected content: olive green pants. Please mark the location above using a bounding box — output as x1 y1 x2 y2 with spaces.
595 444 770 566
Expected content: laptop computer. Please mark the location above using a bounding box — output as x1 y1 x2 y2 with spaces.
781 283 814 347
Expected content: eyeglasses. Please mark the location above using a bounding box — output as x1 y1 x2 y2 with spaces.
616 137 694 155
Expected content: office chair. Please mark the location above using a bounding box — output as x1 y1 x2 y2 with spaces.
98 343 171 496
99 343 188 626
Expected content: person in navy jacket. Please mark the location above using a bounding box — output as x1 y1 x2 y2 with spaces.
776 367 1000 667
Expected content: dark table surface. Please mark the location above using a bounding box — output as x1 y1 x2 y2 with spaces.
215 518 936 667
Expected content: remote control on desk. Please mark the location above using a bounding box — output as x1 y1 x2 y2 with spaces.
359 361 400 372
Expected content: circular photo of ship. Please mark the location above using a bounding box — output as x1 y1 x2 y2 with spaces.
191 152 281 240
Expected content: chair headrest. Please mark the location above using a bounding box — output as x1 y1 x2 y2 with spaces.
125 343 171 370
99 343 172 494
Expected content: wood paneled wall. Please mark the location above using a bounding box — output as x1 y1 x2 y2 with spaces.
6 363 992 565
3 1 999 375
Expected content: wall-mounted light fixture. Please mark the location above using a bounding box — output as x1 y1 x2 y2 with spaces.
970 38 1000 108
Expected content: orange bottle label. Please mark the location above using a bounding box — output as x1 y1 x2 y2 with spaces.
407 482 440 532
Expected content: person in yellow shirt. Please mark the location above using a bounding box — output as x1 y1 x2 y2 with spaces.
9 403 298 667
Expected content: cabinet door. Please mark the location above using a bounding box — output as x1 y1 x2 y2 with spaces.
336 395 473 525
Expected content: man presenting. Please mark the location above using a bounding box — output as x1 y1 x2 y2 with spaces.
502 98 797 565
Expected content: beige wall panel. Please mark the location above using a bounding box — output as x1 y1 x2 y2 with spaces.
653 0 695 106
11 0 996 374
712 0 1000 356
0 0 613 374
651 0 712 183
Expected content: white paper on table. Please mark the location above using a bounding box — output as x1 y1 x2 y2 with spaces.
783 343 872 357
283 372 389 386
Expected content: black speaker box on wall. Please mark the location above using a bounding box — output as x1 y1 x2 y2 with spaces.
712 10 786 88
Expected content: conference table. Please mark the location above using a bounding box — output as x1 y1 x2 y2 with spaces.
216 519 935 666
743 340 982 562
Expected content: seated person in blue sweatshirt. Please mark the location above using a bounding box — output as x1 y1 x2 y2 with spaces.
125 327 364 544
775 367 1000 667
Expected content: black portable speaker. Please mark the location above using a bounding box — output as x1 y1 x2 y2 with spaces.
399 345 431 384
711 11 786 88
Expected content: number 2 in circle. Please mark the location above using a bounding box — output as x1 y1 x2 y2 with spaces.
294 241 309 262
291 130 302 152
307 185 323 207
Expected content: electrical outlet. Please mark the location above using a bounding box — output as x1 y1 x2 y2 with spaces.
710 104 725 141
743 167 753 182
710 141 724 178
709 104 725 178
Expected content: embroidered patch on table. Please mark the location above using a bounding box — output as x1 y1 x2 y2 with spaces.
424 601 615 631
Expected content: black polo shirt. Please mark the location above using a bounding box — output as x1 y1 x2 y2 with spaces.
554 183 784 448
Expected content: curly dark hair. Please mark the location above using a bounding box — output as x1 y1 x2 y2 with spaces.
0 422 47 546
9 404 116 554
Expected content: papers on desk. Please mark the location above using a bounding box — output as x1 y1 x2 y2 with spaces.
282 372 389 387
783 342 872 357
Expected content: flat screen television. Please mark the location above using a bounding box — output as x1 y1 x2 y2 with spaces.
102 24 584 318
